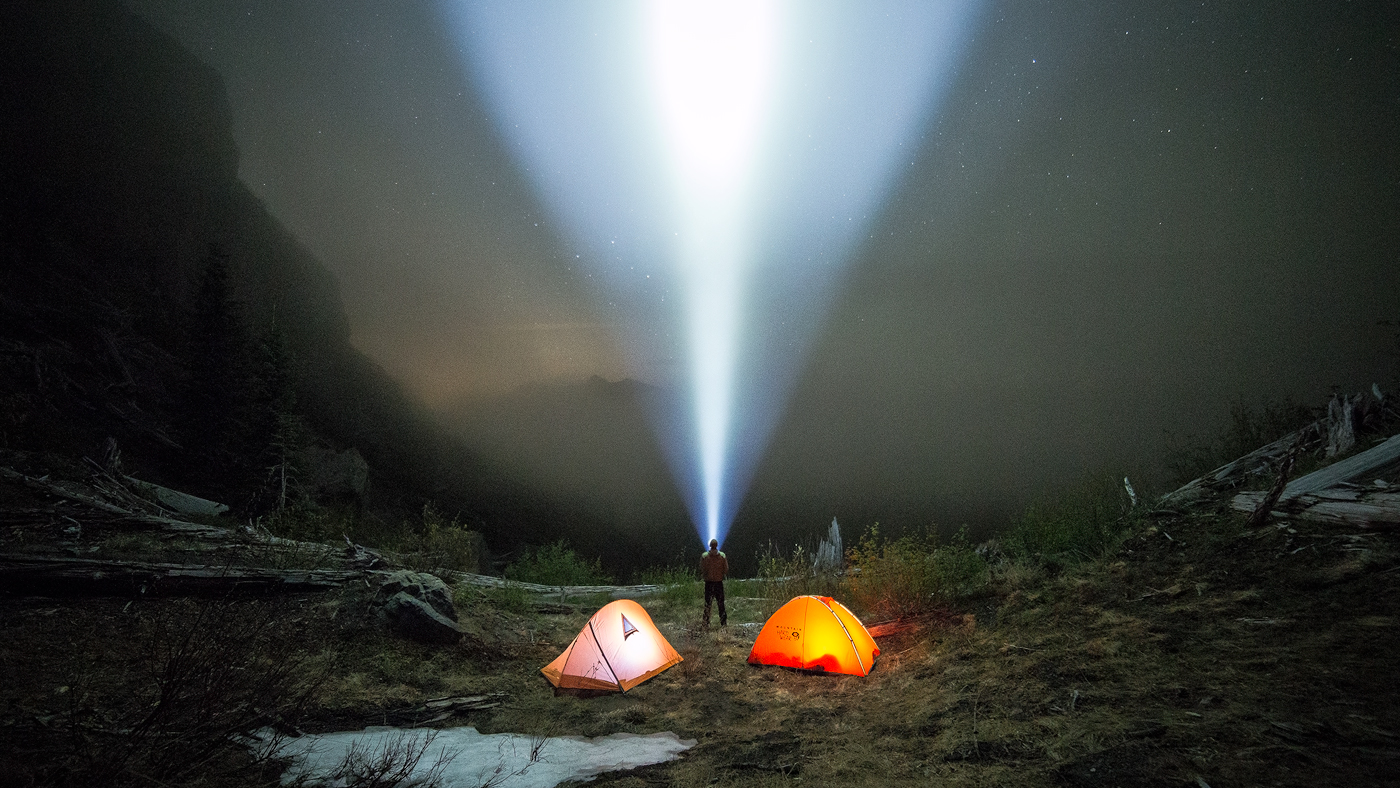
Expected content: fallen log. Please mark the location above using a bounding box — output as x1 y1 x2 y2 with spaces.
1246 441 1300 529
1159 420 1325 507
447 570 663 600
0 554 366 597
421 693 508 712
0 554 675 601
1278 433 1400 498
0 466 231 539
1231 491 1400 530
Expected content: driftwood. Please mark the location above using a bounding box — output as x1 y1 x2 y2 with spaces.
448 570 663 600
0 466 232 540
1277 433 1400 498
0 466 344 561
1231 491 1400 530
1161 390 1396 508
3 466 668 600
422 693 507 713
1246 441 1300 529
0 553 671 601
0 554 365 597
1229 433 1400 529
1160 420 1326 507
1326 394 1358 457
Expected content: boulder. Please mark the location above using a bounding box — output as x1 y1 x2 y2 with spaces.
379 592 463 645
374 571 462 644
376 571 456 619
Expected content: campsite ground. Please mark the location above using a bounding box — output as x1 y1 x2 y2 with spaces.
3 481 1398 787
529 506 1400 788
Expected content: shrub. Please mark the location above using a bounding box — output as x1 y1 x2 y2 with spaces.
635 565 700 607
326 730 456 788
1004 472 1138 564
393 504 484 574
62 598 324 787
505 541 611 587
843 524 989 619
262 501 338 543
481 581 533 616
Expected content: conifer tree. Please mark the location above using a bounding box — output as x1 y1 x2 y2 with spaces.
248 313 309 513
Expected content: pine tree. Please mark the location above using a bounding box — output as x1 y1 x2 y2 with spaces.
248 314 309 514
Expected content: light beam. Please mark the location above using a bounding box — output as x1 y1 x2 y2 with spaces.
445 0 984 546
647 1 780 543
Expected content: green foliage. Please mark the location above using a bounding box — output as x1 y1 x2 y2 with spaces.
505 540 611 587
394 504 483 574
636 565 700 607
1004 472 1138 565
262 503 338 544
1163 398 1316 487
481 581 533 615
843 524 989 619
246 316 313 515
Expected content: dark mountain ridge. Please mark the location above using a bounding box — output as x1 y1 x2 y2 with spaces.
0 0 623 565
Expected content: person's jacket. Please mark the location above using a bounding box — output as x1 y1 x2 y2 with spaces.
700 550 728 582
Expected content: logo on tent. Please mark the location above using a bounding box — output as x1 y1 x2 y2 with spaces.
621 614 638 640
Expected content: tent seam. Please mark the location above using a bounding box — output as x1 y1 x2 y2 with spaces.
821 597 866 676
588 618 624 692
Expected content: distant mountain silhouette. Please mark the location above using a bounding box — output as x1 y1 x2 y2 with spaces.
0 0 671 568
438 376 697 562
440 376 684 518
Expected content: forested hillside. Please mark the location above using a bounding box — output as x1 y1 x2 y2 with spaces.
0 0 639 567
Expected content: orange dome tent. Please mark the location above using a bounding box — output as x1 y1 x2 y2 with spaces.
747 595 879 676
542 599 682 692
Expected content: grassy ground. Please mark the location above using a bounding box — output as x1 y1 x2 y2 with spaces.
3 477 1399 786
562 508 1400 787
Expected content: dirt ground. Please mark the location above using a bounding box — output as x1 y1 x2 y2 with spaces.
3 486 1399 786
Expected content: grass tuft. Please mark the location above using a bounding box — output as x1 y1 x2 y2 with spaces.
1003 472 1140 566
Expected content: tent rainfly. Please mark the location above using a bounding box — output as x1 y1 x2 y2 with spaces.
542 599 682 692
747 595 879 676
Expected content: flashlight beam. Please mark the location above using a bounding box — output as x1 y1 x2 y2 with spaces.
648 0 781 543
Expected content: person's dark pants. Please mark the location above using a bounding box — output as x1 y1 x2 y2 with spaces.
703 581 726 626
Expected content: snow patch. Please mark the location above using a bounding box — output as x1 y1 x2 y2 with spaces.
271 726 695 788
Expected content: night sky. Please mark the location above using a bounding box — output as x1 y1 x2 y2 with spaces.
125 0 1400 530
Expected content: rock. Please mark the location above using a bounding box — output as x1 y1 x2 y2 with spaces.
373 571 464 644
376 571 456 619
303 446 368 502
379 592 463 645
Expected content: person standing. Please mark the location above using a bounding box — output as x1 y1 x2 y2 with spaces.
700 538 728 627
